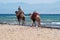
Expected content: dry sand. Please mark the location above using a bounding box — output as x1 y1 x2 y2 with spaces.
0 24 60 40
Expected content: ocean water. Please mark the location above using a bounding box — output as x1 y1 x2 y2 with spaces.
0 14 60 28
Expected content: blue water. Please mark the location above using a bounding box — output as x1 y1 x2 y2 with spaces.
0 14 60 28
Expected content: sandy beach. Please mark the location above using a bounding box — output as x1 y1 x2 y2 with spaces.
0 24 60 40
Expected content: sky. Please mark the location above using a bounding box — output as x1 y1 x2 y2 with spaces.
0 0 60 4
0 0 60 14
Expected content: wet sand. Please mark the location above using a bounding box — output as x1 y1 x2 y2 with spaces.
0 24 60 40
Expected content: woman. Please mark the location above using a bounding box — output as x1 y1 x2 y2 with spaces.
29 11 41 27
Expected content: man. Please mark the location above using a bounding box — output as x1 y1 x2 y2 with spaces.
15 6 25 25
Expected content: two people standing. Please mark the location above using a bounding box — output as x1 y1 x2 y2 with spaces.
15 6 41 27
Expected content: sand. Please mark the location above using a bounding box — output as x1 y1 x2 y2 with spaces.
0 24 60 40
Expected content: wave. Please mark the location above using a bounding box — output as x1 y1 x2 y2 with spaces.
51 22 60 24
0 21 60 28
6 16 16 17
41 22 60 24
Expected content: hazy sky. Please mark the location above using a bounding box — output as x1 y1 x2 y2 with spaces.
0 0 60 4
0 0 60 14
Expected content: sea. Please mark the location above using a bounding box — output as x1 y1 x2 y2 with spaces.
0 14 60 28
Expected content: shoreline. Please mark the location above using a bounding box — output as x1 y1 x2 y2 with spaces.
0 23 60 29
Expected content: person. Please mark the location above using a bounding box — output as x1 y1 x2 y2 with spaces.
29 11 41 27
15 6 25 25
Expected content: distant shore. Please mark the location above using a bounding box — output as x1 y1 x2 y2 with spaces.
0 24 60 40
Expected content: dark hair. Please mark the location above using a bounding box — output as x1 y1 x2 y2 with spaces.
18 7 21 11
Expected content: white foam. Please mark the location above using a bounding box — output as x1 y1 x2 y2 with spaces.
52 22 60 24
41 23 46 24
